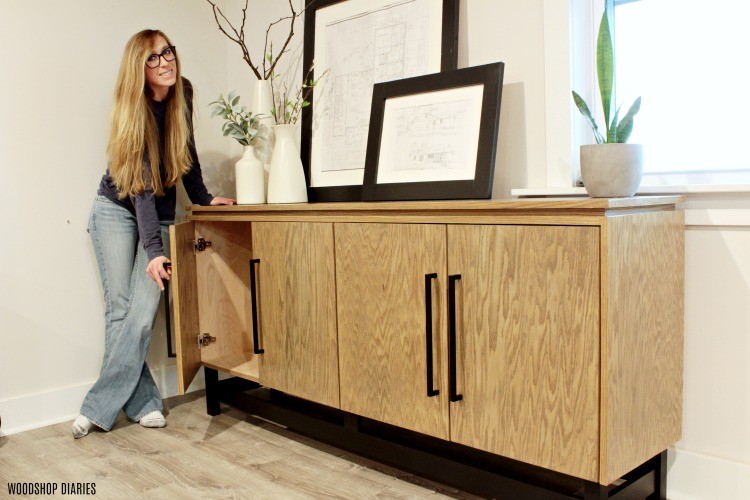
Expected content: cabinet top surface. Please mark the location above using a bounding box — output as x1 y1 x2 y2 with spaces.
190 196 683 216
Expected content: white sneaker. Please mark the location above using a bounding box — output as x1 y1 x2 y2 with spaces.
139 410 166 428
71 415 93 439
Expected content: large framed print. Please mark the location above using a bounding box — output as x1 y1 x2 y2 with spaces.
302 0 459 202
362 63 504 201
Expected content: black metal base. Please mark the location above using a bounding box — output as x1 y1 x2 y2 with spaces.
203 368 667 499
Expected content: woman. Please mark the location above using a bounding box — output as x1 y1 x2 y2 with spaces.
72 30 235 438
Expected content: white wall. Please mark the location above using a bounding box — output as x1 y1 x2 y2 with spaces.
1 1 748 499
668 195 750 500
0 0 308 433
0 0 234 431
461 0 548 197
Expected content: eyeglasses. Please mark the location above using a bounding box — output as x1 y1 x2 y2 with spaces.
145 46 176 68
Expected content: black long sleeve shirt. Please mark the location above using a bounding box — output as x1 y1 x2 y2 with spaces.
97 78 213 261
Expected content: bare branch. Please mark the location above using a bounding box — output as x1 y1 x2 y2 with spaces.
263 0 298 79
205 0 262 79
206 0 320 81
240 0 248 46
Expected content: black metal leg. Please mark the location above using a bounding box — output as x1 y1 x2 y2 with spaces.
343 413 360 432
204 367 221 416
583 481 608 500
647 450 668 500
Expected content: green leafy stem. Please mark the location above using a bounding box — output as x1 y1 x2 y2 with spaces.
209 92 265 146
270 62 329 125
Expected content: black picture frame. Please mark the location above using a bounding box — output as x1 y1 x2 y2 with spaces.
301 0 459 202
361 62 504 201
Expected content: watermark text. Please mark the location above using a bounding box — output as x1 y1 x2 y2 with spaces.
6 482 96 495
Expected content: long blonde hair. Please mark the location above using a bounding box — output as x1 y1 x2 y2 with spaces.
107 29 191 198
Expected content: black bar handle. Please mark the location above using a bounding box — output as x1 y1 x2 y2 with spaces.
448 274 463 402
425 273 439 397
249 258 264 354
163 262 176 358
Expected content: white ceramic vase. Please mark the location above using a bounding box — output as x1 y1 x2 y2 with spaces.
267 124 308 204
235 145 266 204
249 79 275 166
580 143 643 197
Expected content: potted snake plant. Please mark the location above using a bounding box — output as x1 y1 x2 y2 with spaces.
572 0 642 197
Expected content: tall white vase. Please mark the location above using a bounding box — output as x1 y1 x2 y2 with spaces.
267 124 308 204
249 79 275 165
235 145 266 204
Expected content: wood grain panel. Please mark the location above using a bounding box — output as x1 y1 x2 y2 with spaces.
253 222 339 408
194 221 255 370
190 213 605 227
169 222 200 394
447 225 601 481
186 197 684 227
188 197 686 227
202 353 259 382
601 210 684 484
188 195 684 214
336 223 449 440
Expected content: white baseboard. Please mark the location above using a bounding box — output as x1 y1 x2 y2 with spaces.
668 448 750 500
0 383 90 437
0 365 205 436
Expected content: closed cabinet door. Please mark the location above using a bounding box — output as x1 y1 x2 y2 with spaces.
447 225 600 481
252 222 339 408
336 223 450 440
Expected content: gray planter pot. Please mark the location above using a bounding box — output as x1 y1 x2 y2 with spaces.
580 144 643 197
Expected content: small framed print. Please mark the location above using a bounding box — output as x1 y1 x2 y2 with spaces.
362 62 504 201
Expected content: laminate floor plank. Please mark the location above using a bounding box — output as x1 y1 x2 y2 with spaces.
0 392 480 499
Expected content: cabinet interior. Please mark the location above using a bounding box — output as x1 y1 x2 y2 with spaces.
172 220 258 391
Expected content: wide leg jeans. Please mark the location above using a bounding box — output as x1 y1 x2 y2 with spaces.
80 195 170 430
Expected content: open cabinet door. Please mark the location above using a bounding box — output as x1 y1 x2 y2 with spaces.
169 221 201 394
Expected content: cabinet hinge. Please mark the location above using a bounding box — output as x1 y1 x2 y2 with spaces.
194 238 212 252
197 333 216 348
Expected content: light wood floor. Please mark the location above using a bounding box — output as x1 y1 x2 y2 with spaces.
0 392 481 499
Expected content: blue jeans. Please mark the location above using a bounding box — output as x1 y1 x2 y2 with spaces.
80 195 171 430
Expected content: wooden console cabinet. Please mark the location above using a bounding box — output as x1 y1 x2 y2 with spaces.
169 197 684 491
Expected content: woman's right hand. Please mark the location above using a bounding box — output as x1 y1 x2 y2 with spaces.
210 196 236 206
147 256 171 291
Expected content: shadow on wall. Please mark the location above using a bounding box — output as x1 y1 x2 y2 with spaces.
200 151 237 201
175 151 236 221
492 82 528 200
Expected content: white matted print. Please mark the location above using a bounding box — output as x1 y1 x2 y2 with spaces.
376 84 484 184
310 0 445 188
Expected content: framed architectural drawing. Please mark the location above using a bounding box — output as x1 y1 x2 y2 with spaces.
362 63 504 201
301 0 459 202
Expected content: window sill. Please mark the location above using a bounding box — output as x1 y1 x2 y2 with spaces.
510 185 750 228
511 184 750 197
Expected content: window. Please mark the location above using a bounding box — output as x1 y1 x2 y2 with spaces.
612 0 750 185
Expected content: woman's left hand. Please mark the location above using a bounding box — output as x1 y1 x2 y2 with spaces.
210 196 236 206
147 256 171 291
